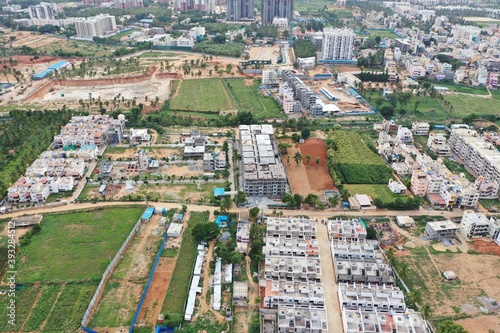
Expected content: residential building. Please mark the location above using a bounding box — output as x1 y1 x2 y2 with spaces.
184 133 206 159
449 129 500 186
489 217 500 246
341 308 428 333
99 161 113 179
75 14 117 39
424 220 458 239
439 178 479 208
395 39 410 53
387 179 407 194
427 133 451 157
203 151 226 171
322 28 355 60
227 0 254 21
129 128 151 143
334 257 394 284
239 125 287 197
396 126 413 143
396 216 415 227
261 217 328 333
175 0 215 12
262 68 278 86
338 282 406 314
114 0 143 8
474 177 499 199
28 2 56 20
326 219 367 241
461 210 490 238
261 0 293 25
272 17 288 30
411 121 430 136
331 240 377 260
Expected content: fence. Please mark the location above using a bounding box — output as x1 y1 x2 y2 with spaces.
129 228 169 332
81 213 144 331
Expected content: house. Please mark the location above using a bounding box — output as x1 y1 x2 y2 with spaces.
396 126 413 143
424 220 458 239
174 213 184 222
354 194 372 208
99 161 113 179
411 122 430 136
233 281 248 307
129 128 151 143
215 215 229 228
461 210 490 238
166 223 183 237
388 179 407 194
427 133 451 157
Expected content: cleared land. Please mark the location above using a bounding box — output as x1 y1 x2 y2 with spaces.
14 207 143 283
346 184 400 202
161 211 210 323
328 130 393 184
444 92 500 117
282 138 336 196
170 78 236 112
357 29 401 40
398 246 500 331
224 78 283 120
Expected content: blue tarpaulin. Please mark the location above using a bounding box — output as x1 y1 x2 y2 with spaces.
141 207 155 220
215 215 228 227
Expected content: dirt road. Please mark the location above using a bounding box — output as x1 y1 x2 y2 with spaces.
317 222 343 332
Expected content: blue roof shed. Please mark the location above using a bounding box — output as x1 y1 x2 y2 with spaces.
141 207 156 220
215 215 229 227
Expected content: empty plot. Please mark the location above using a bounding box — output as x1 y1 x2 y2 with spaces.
170 78 235 112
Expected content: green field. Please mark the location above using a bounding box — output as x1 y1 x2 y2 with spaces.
14 207 143 283
224 78 284 120
328 130 393 184
346 184 397 202
170 78 236 112
434 83 489 95
444 93 500 117
161 211 209 322
139 51 179 58
357 29 401 40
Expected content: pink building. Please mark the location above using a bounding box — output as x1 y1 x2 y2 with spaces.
411 170 429 196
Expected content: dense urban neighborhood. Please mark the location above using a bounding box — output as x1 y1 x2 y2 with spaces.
0 0 500 332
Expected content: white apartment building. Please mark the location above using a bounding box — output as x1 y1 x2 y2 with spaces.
411 122 430 136
396 126 413 143
474 177 499 199
439 180 479 208
239 125 287 197
203 151 226 171
321 28 355 60
75 14 117 39
262 69 278 86
28 2 56 20
452 25 481 41
326 219 368 241
461 210 490 238
427 133 451 157
449 129 500 188
425 220 458 239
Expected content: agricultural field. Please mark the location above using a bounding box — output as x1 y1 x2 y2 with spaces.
14 207 143 283
161 211 210 323
328 130 393 184
396 246 500 332
170 78 236 112
224 78 284 120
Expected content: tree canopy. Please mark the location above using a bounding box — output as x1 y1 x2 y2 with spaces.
192 223 220 242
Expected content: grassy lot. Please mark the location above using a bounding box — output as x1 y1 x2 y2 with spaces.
139 51 179 58
14 207 143 283
434 83 489 95
442 158 475 182
45 190 74 203
357 29 401 40
346 184 398 202
443 93 500 118
0 284 43 332
224 78 284 120
479 198 500 211
161 211 210 319
171 78 236 112
36 38 122 57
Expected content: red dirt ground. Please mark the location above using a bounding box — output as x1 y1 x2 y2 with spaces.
470 240 500 256
300 138 336 194
137 256 176 324
0 55 60 64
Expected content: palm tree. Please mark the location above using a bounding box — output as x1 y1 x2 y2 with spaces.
386 247 396 266
294 151 303 165
421 303 432 320
306 154 311 164
398 262 409 279
220 196 233 213
328 195 340 208
315 157 320 166
409 289 422 305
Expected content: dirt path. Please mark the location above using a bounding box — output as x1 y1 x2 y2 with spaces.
317 222 343 332
18 284 44 332
245 256 257 306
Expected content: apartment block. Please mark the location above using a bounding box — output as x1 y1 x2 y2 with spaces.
461 210 490 238
184 135 205 159
424 220 458 239
338 282 406 314
342 308 428 333
326 219 368 241
427 133 450 157
114 0 143 8
334 258 395 284
28 2 56 20
261 217 328 333
321 28 355 60
411 122 430 136
449 129 500 187
331 240 377 260
239 125 287 197
439 179 479 209
261 0 293 25
410 170 429 196
227 0 254 21
474 177 499 199
396 126 413 143
75 14 116 39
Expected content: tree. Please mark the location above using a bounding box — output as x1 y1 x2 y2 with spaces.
294 151 303 165
366 226 377 240
409 288 422 304
220 195 233 212
293 194 303 208
278 142 292 154
328 195 340 208
192 223 220 242
398 262 410 280
437 320 467 333
306 154 311 164
291 133 301 142
235 191 247 206
380 105 395 119
386 247 396 266
304 193 320 208
421 304 432 320
301 127 311 139
315 156 320 166
249 206 260 218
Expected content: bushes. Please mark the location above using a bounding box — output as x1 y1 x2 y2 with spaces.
193 40 244 57
293 39 317 58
